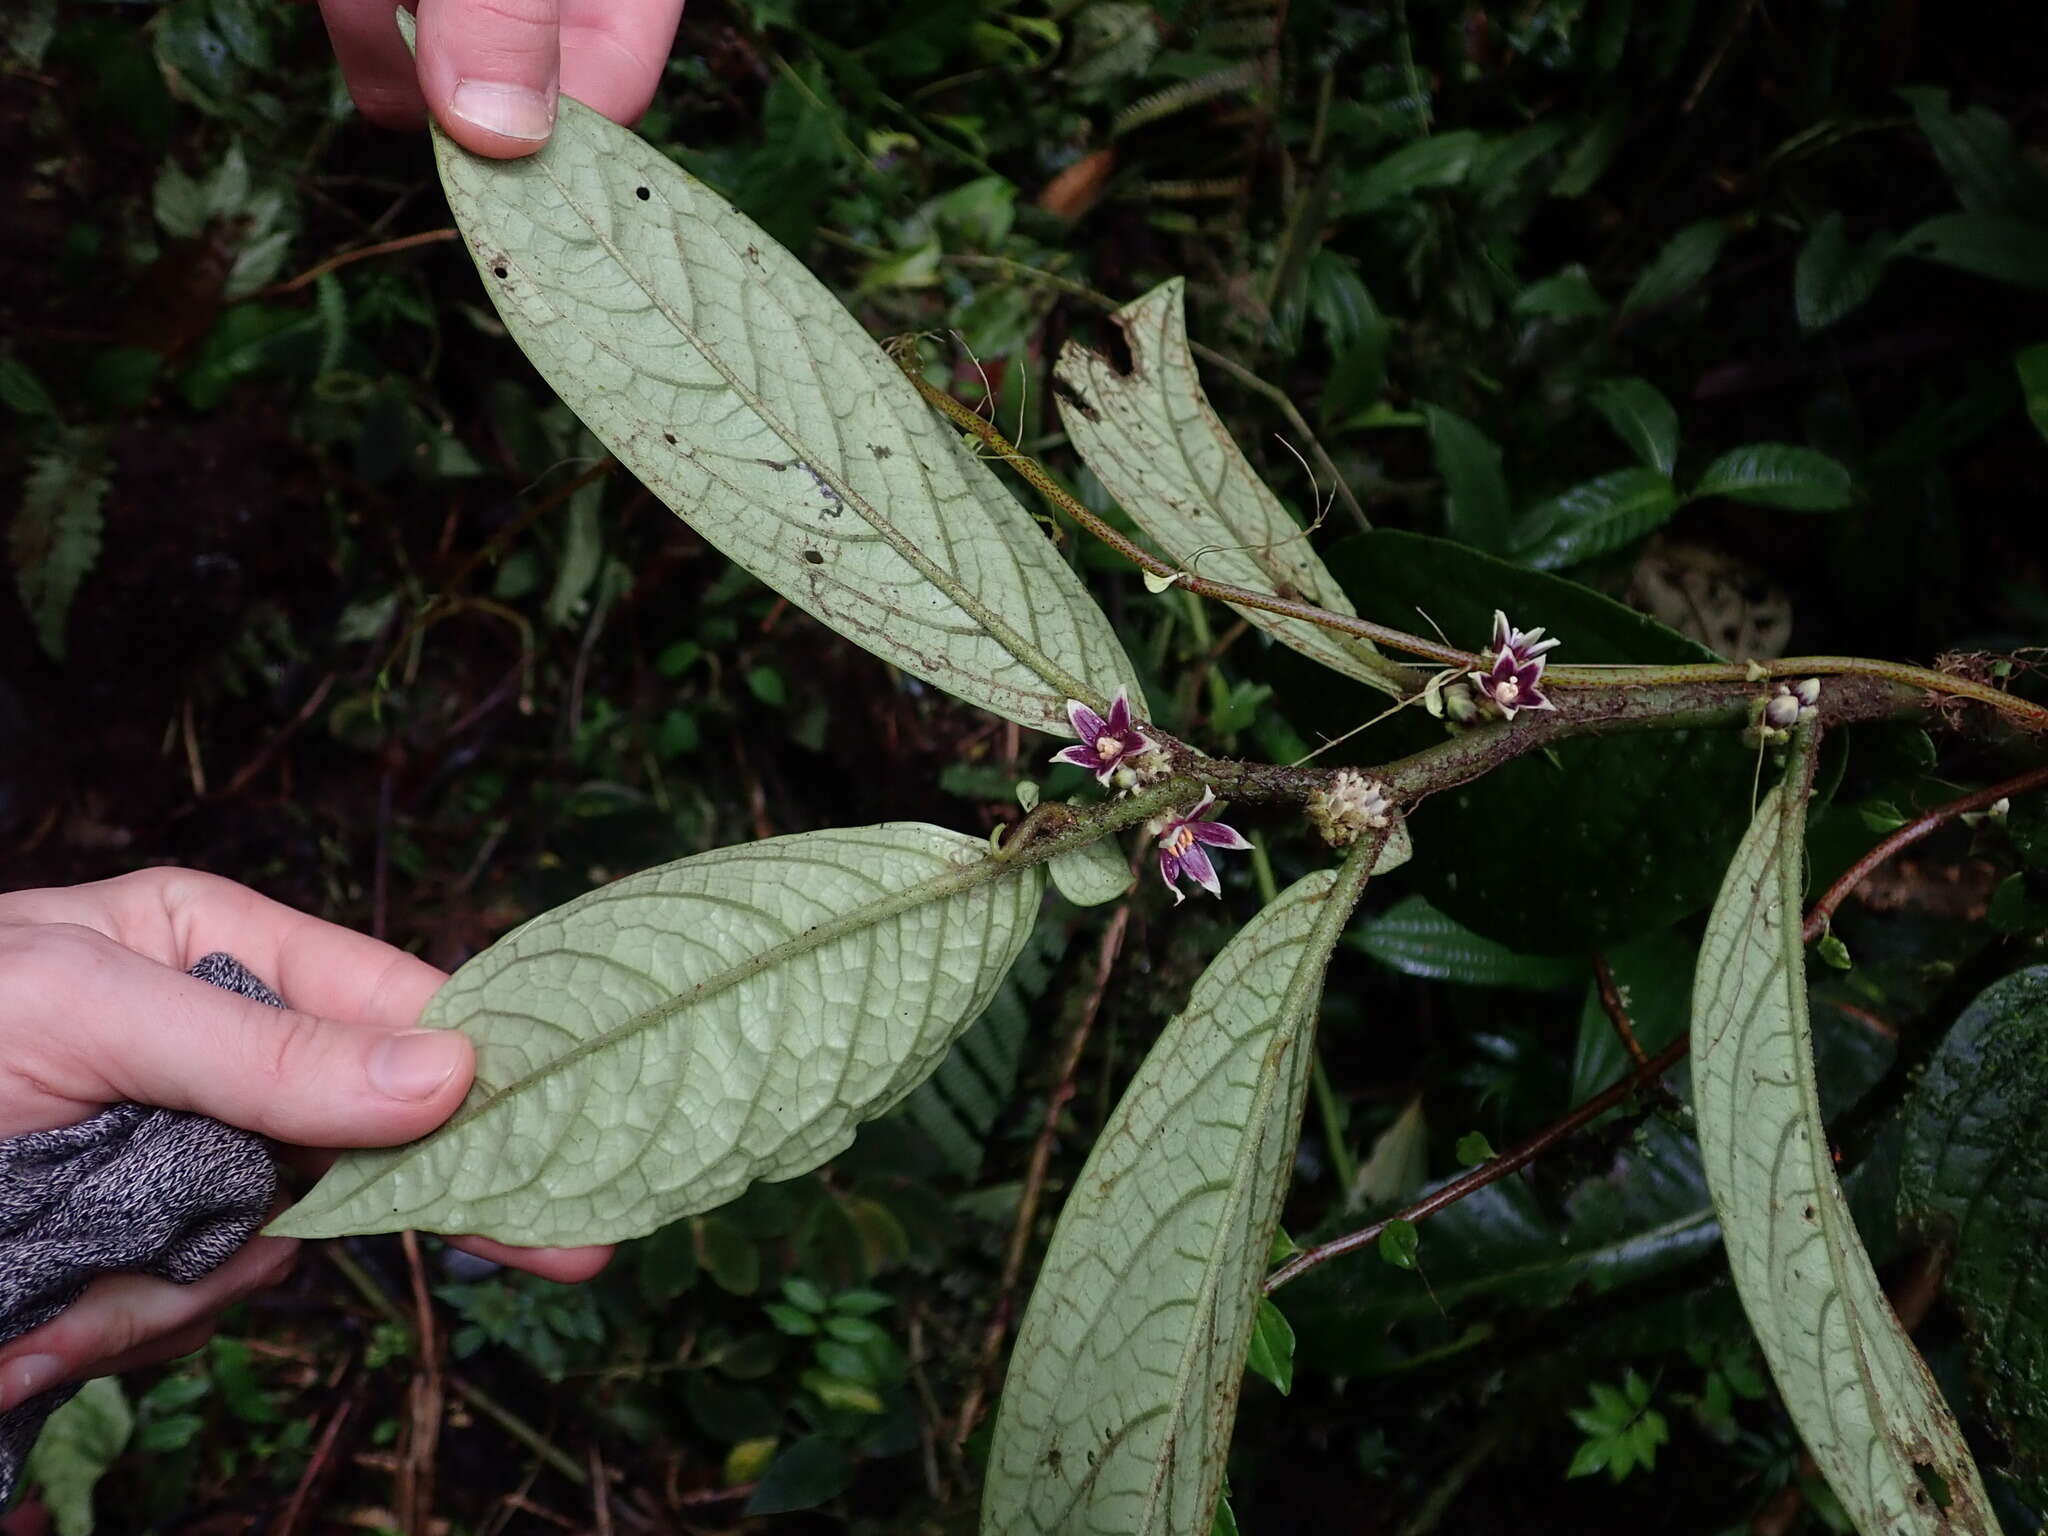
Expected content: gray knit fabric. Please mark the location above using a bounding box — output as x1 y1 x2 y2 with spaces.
0 953 281 1506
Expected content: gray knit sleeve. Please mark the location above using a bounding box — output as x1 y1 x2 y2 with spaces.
0 954 284 1506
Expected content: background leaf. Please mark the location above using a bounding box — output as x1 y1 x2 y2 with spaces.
1898 966 2048 1508
1423 404 1513 552
1895 213 2048 293
1621 219 1731 316
1351 894 1585 989
1795 212 1892 331
1277 532 1756 952
1588 378 1679 476
1693 444 1854 510
984 871 1345 1535
273 824 1043 1246
25 1378 132 1536
1054 278 1396 693
430 93 1136 734
1510 467 1679 571
1692 773 1994 1534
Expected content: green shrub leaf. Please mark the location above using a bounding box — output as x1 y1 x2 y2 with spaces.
427 89 1136 734
1895 213 2048 293
25 1378 132 1536
272 825 1043 1246
1588 378 1680 477
1351 895 1584 990
1055 278 1397 693
1692 762 1993 1535
1511 467 1679 570
984 869 1352 1535
1795 212 1892 331
1694 444 1854 510
1422 404 1513 552
1621 218 1731 316
1898 966 2048 1508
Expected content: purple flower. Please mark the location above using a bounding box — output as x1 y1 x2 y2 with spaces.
1470 609 1560 720
1152 789 1251 905
1051 686 1157 785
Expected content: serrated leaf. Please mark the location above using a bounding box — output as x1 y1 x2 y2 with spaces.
1351 895 1584 989
984 870 1352 1536
1621 219 1731 316
429 87 1136 733
1795 212 1892 331
9 431 109 660
1589 379 1679 477
1692 768 1994 1536
272 824 1043 1246
1054 279 1396 694
1694 444 1853 510
1422 404 1512 553
1898 966 2048 1507
24 1378 132 1536
1511 468 1679 571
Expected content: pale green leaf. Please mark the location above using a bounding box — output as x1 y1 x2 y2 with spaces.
983 869 1352 1535
1350 1095 1428 1207
1691 772 1994 1536
272 824 1043 1246
1588 378 1679 477
9 430 109 661
428 89 1136 733
1053 279 1396 695
27 1378 133 1536
1049 833 1134 906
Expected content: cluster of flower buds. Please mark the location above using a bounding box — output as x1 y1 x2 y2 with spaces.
1470 611 1559 720
1749 677 1821 745
1052 687 1170 793
1307 769 1394 849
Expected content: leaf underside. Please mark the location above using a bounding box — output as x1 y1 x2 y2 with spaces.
1692 780 1992 1535
983 871 1338 1536
272 824 1042 1246
1053 279 1397 695
433 93 1136 734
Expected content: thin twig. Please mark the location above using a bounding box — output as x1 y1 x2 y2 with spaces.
273 1397 354 1536
1592 953 1650 1068
398 1230 442 1536
221 673 336 798
1267 1035 1688 1292
952 903 1132 1447
257 228 460 298
1801 761 2048 942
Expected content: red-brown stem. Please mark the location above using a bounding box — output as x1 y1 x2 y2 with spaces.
258 227 459 297
1800 761 2048 942
1265 1034 1688 1292
1592 954 1650 1068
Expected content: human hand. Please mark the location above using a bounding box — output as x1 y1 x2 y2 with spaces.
317 0 686 157
0 869 611 1416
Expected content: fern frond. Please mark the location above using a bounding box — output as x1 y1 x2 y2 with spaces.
1110 58 1266 139
10 430 109 660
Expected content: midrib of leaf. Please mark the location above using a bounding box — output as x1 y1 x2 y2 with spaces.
1693 736 1993 1534
301 798 1168 1214
521 148 1100 713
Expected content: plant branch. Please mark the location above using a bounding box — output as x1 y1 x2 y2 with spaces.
1592 954 1650 1068
1265 1033 1687 1293
1800 760 2048 942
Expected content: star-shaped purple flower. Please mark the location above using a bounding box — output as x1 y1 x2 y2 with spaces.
1051 686 1156 785
1470 609 1560 720
1153 788 1251 905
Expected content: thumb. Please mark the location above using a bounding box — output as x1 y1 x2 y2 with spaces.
39 927 473 1147
414 0 562 157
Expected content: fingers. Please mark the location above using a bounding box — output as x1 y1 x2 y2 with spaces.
415 0 563 156
0 923 471 1145
318 0 682 153
560 0 686 125
449 1234 613 1282
318 0 427 128
0 1237 296 1416
0 867 448 1037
